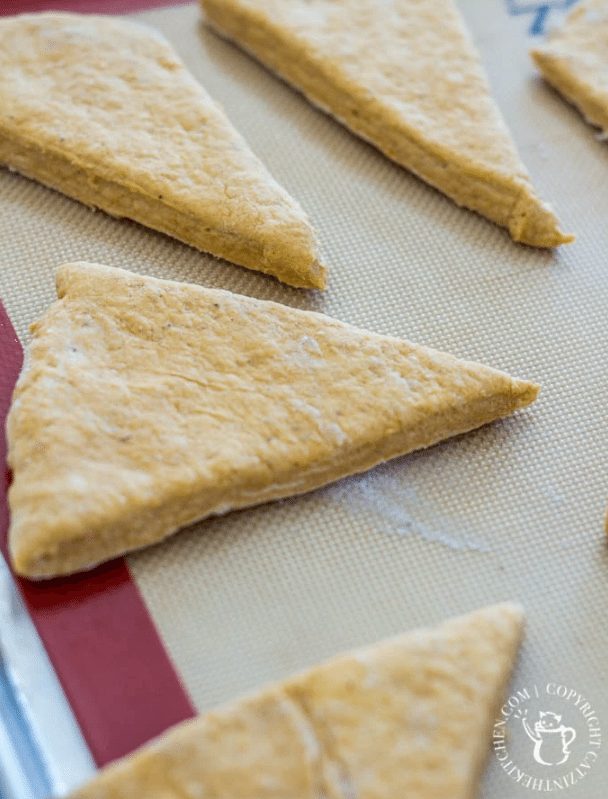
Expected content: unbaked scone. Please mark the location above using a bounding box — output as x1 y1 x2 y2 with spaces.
66 602 524 799
201 0 573 247
0 12 325 289
7 262 539 579
532 0 608 135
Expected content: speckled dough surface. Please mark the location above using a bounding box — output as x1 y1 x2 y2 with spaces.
2 4 608 798
7 263 537 578
532 0 608 135
201 0 572 247
0 12 325 288
66 604 524 799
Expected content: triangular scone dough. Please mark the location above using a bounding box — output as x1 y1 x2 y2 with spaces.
7 263 539 579
532 0 608 135
66 603 524 799
0 13 325 289
201 0 573 247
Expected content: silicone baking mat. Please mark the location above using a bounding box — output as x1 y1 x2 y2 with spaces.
1 1 607 796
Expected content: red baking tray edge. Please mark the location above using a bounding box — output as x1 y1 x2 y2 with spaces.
0 0 191 15
0 301 196 767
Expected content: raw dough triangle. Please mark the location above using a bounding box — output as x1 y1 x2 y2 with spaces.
7 263 538 579
532 0 608 135
66 603 524 799
201 0 573 247
0 13 325 289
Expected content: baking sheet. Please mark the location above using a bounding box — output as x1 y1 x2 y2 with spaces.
1 1 607 796
0 555 95 798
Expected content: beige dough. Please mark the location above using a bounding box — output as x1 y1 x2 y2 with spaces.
532 0 608 135
0 13 325 288
201 0 573 247
66 603 524 799
7 262 538 579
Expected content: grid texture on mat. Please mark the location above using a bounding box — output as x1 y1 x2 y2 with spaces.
1 2 607 796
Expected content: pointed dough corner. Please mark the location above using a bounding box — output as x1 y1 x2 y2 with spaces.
65 602 524 798
201 0 571 248
8 263 538 578
506 374 540 410
509 188 574 248
0 12 324 289
531 0 608 137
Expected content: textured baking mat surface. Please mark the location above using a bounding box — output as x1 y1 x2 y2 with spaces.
1 1 607 795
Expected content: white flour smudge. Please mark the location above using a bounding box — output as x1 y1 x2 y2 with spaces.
326 469 490 554
541 483 566 506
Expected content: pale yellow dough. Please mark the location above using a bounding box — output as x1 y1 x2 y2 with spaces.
66 603 524 799
201 0 573 247
7 263 539 579
0 13 325 289
532 0 608 135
